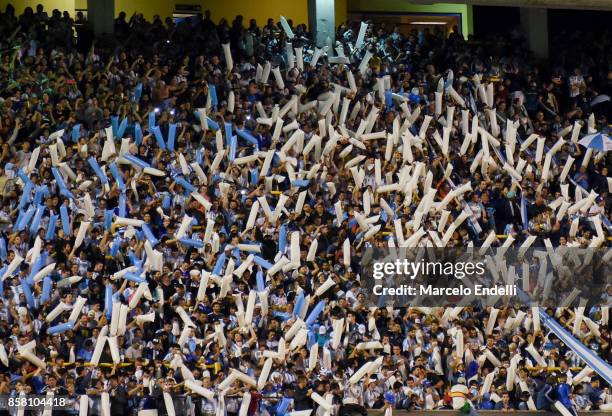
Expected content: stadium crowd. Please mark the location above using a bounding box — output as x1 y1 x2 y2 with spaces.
0 3 610 416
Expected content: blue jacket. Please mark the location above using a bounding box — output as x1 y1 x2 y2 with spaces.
536 383 555 410
555 383 573 409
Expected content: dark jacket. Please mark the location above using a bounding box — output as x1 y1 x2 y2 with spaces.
109 385 129 416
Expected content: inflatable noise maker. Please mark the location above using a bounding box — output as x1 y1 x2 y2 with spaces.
17 343 47 370
43 296 89 335
87 157 109 185
47 321 74 335
108 162 126 191
20 278 36 308
51 167 73 199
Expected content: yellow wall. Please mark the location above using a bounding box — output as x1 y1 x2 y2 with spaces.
335 0 347 26
0 0 469 35
348 0 473 36
3 0 341 30
110 0 309 25
0 0 74 15
199 0 308 26
114 0 177 20
1 0 310 25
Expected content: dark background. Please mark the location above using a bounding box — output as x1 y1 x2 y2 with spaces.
473 6 612 38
